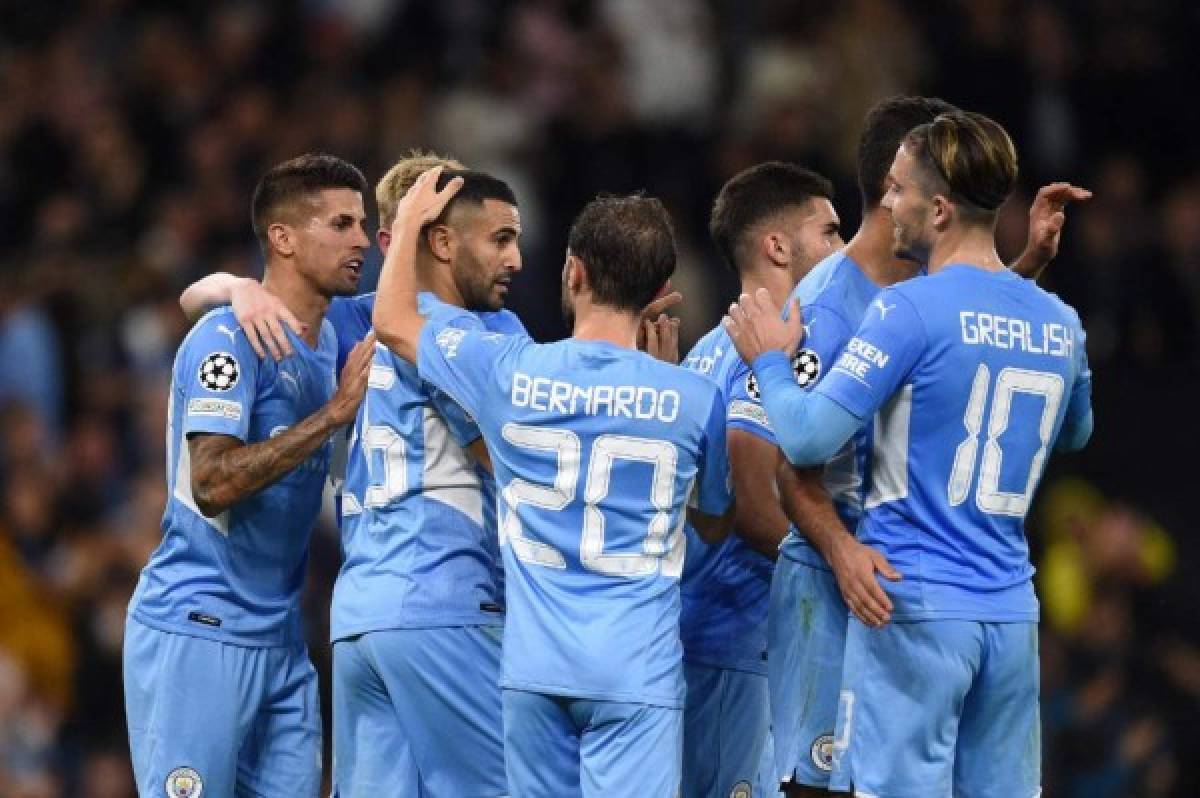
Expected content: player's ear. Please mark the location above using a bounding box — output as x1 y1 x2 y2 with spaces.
376 226 391 255
763 231 790 268
932 194 953 230
565 253 588 292
267 222 295 258
426 224 454 262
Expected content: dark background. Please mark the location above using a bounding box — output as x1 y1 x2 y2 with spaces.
0 1 1196 796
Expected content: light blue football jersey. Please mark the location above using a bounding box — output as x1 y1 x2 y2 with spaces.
764 252 879 570
814 264 1092 621
678 326 773 675
331 293 508 640
129 307 337 646
417 324 732 708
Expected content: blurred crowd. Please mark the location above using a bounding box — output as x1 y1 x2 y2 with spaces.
0 1 1196 795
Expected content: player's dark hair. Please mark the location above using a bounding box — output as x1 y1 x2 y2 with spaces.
433 169 518 224
857 96 957 211
708 162 835 274
904 111 1019 223
251 153 368 249
568 194 676 313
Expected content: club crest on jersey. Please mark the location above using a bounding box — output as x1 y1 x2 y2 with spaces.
730 781 751 798
793 348 821 387
435 327 467 358
198 352 239 392
810 733 835 772
166 766 203 798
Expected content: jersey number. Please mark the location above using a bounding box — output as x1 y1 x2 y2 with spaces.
499 423 682 578
947 365 1064 516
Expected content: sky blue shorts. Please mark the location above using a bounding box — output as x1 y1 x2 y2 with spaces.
683 662 774 796
332 625 506 797
123 616 321 798
837 618 1041 798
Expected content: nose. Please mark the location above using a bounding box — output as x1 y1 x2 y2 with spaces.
509 248 524 273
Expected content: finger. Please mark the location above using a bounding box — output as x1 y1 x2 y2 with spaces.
787 299 805 345
754 287 776 317
643 290 683 319
279 306 305 337
722 316 739 338
643 318 659 353
258 319 284 361
265 317 294 359
728 301 748 327
436 176 465 204
243 320 266 360
873 551 902 582
851 579 891 623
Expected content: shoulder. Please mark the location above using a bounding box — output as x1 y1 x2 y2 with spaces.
478 308 528 336
181 307 255 357
329 292 375 321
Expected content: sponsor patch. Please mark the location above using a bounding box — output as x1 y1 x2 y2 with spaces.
198 352 240 392
810 733 835 772
728 399 771 429
187 398 242 421
166 766 203 798
187 611 222 628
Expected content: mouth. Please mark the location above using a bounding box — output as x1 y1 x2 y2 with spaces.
341 258 363 281
494 278 511 296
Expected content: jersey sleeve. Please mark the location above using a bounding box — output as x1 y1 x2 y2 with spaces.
725 358 775 443
417 319 523 425
1057 314 1094 451
694 386 733 516
421 307 491 446
814 288 927 421
327 294 374 375
179 318 262 441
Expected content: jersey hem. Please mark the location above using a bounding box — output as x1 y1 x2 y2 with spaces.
330 611 503 642
127 609 303 649
500 679 684 709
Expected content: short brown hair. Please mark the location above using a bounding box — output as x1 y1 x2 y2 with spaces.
568 194 676 313
903 111 1018 221
251 154 367 249
376 150 465 228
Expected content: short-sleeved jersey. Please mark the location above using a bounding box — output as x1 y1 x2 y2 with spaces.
129 307 338 646
769 252 880 569
418 324 732 708
678 325 773 675
331 293 528 640
814 264 1092 621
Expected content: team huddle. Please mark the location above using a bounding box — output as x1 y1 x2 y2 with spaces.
123 96 1093 798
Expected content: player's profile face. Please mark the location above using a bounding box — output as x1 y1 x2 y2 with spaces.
785 197 842 278
293 188 370 298
450 199 522 311
882 146 932 265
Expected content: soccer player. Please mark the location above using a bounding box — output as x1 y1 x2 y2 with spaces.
759 96 1090 797
375 168 733 798
725 110 1093 798
679 162 841 798
332 169 523 796
124 154 375 798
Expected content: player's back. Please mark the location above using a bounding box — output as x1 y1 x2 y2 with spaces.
130 307 337 646
679 324 772 674
485 337 730 708
850 265 1089 621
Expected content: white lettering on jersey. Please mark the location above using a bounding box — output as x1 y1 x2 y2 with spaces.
959 311 1073 358
511 372 680 423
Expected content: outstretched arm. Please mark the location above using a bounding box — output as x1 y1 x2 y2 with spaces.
180 273 305 361
374 167 463 363
1010 182 1092 281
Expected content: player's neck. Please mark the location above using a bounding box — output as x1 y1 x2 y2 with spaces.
262 265 329 347
927 227 1005 274
571 302 639 349
418 255 465 308
740 266 793 309
844 208 921 288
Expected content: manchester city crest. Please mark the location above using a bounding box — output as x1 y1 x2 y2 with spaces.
810 733 835 772
730 780 752 798
166 766 203 798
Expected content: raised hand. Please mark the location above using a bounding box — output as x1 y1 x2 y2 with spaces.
230 279 305 361
391 166 465 234
641 313 680 364
723 288 804 365
328 332 376 426
1014 182 1092 279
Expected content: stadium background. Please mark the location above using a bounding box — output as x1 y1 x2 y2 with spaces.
0 1 1196 795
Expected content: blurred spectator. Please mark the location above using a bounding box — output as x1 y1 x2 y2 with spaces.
0 2 1195 794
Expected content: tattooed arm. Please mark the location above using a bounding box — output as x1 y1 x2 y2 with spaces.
189 334 375 517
